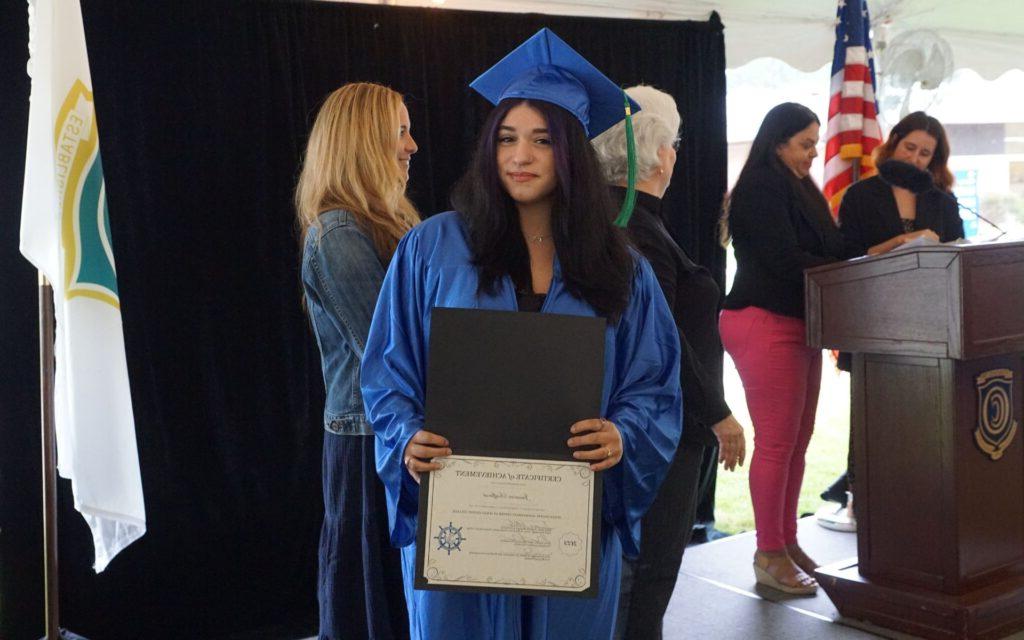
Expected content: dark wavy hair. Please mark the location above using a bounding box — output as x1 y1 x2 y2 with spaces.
874 111 954 192
720 102 832 245
452 98 633 322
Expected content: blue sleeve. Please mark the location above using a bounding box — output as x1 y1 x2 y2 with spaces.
603 257 683 557
308 224 384 359
361 231 428 547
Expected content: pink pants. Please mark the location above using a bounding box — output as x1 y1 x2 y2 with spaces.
719 306 822 552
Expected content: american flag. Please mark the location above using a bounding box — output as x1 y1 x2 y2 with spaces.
822 0 882 214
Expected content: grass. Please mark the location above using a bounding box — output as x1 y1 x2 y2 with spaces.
712 356 851 535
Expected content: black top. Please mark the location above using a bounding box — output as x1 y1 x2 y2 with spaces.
615 186 731 446
723 164 856 319
837 175 965 256
834 174 965 371
516 291 546 313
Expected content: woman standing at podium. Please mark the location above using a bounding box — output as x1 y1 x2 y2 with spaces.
818 112 965 529
838 111 964 256
718 103 857 595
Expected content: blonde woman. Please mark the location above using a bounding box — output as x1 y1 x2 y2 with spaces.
296 82 418 640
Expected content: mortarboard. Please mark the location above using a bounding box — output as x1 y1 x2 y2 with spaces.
469 28 641 225
469 28 640 140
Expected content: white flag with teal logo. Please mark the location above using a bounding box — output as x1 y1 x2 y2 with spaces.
20 0 146 572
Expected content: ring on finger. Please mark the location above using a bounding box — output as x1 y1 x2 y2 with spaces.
605 447 611 459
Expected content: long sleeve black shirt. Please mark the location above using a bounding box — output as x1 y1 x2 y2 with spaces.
616 187 730 446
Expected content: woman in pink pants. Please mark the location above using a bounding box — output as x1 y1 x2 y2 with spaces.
718 103 857 595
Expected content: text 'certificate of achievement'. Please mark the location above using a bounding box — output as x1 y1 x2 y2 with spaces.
418 455 598 596
417 308 606 597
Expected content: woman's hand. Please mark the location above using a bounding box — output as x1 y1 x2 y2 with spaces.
567 418 623 472
403 430 451 483
868 228 941 255
900 229 939 244
711 414 746 471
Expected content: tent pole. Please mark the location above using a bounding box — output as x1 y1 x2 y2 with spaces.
39 272 59 640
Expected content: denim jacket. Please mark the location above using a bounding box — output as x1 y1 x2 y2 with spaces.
302 209 384 436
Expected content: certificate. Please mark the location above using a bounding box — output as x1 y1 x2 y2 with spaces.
415 455 601 597
418 308 606 597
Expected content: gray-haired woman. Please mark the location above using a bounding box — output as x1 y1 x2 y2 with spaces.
593 85 746 640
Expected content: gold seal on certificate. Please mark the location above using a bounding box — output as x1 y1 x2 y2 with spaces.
415 455 600 597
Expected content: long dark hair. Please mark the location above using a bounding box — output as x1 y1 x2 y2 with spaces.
720 102 833 245
452 98 633 322
874 111 953 192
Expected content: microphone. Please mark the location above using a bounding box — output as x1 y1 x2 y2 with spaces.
947 196 1007 240
878 160 1007 240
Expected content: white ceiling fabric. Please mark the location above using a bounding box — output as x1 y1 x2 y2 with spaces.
356 0 1024 79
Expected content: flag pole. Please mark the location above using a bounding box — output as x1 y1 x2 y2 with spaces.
38 271 60 640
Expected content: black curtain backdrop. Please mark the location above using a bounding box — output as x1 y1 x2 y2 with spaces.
0 1 726 638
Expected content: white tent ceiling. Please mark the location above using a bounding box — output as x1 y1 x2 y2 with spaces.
359 0 1024 79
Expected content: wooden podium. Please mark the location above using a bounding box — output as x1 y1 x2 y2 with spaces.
805 241 1024 640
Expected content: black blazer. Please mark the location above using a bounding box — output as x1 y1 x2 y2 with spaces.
723 164 855 319
838 175 965 256
617 187 730 446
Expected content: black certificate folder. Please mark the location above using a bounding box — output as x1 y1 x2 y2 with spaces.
424 307 606 457
416 307 606 598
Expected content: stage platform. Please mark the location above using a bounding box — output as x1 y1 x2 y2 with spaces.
299 516 1024 639
665 516 1024 639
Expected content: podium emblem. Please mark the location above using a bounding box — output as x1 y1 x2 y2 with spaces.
974 369 1018 461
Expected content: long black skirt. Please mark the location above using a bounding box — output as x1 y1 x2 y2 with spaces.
318 432 409 640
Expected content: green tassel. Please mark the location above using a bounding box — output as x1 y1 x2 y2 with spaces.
613 89 638 228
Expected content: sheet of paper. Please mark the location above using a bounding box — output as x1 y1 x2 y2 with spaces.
417 455 599 596
895 235 940 250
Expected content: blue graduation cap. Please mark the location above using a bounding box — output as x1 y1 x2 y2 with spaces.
469 28 640 139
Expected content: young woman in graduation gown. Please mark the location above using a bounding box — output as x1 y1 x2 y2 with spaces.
295 83 418 640
360 29 683 640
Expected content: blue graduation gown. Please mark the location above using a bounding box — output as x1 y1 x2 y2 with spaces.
361 212 683 640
